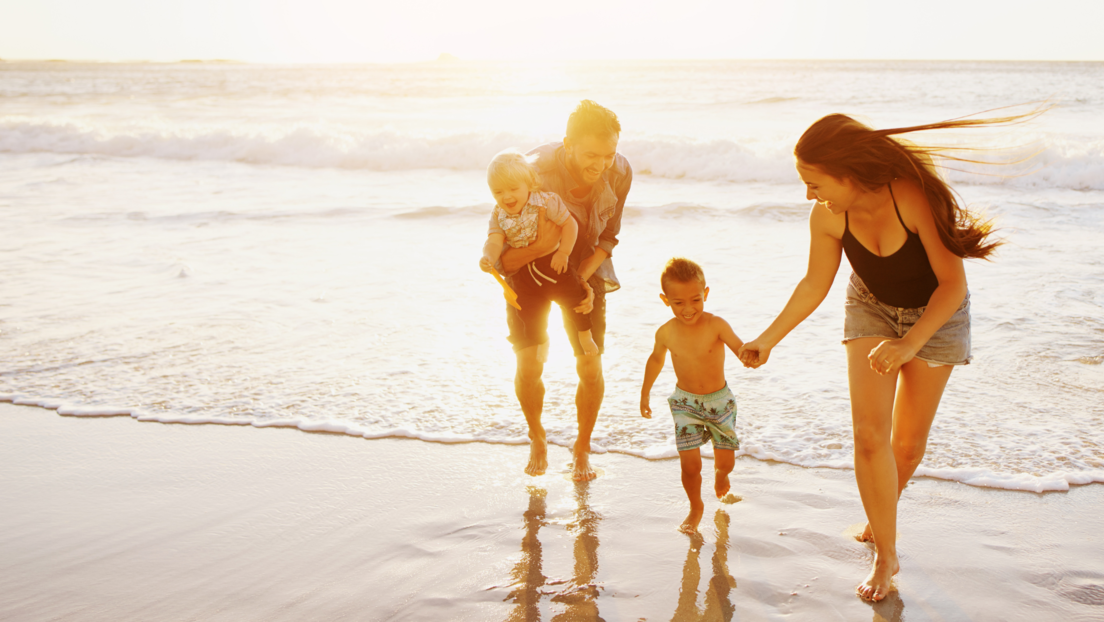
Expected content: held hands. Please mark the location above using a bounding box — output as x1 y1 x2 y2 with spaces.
867 339 918 376
550 249 569 274
640 394 652 418
737 339 771 369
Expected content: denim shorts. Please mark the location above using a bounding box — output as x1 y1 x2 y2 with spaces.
843 272 971 366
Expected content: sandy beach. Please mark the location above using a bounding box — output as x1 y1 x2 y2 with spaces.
1 401 1101 621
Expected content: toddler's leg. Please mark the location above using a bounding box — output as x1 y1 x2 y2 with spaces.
678 449 704 534
714 449 736 501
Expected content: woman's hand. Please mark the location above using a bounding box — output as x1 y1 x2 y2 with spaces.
867 339 919 376
738 339 772 368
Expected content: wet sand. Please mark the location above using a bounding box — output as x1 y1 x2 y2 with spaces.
1 402 1101 621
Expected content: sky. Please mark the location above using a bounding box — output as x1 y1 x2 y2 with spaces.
1 0 1102 63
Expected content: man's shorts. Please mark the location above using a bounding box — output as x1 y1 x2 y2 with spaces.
668 384 739 452
506 274 606 357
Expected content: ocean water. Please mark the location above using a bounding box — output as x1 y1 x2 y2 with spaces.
1 59 1101 492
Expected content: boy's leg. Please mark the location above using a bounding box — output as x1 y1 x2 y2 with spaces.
678 448 704 534
713 449 735 499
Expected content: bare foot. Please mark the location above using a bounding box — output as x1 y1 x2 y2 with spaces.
679 502 704 535
856 522 875 543
719 493 742 504
524 437 548 476
572 443 597 481
856 551 899 602
715 468 731 499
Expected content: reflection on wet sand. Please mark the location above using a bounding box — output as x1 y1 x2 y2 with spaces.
871 590 905 622
672 509 736 621
505 483 603 621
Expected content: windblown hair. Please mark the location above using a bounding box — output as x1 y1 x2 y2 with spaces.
487 149 541 190
795 109 1044 259
566 99 621 142
661 257 705 293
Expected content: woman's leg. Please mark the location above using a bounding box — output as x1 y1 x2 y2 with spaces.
859 358 954 542
846 338 901 601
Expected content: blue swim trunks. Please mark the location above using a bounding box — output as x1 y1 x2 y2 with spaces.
668 384 739 452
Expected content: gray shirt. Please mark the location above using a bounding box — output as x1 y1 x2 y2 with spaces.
527 142 632 293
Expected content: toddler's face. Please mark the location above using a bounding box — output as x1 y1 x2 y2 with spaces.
661 280 709 326
489 179 530 215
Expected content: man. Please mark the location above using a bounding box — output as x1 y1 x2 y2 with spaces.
499 100 632 481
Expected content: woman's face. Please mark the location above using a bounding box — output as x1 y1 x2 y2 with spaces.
796 160 858 214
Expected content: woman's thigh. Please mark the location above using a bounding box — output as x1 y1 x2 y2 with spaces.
891 359 954 448
846 338 899 444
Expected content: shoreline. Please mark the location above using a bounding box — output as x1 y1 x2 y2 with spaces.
3 402 1103 620
3 397 1097 494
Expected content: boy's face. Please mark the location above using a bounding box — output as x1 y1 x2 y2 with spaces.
489 179 530 215
660 279 709 326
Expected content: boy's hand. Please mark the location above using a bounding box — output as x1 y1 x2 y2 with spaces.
550 249 569 274
479 256 495 273
640 395 652 418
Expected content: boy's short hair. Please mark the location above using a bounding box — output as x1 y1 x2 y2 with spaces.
661 258 705 293
566 100 621 143
487 149 541 190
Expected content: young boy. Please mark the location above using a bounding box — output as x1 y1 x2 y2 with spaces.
640 258 744 534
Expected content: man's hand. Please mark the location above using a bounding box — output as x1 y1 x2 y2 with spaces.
573 280 594 314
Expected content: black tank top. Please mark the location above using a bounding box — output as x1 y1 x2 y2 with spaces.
842 184 938 308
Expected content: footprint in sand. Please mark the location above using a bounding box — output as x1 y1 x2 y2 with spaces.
720 493 743 504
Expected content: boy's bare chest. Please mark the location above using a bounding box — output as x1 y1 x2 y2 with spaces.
668 334 722 362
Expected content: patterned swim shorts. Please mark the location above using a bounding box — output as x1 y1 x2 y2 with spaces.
668 384 739 452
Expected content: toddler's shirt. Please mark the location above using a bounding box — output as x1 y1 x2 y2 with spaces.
488 191 570 249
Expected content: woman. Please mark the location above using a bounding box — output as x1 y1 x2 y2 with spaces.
738 112 1023 601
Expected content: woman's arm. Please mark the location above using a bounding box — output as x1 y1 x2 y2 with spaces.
868 182 967 375
739 203 843 367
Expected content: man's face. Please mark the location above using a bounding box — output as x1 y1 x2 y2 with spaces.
564 133 619 186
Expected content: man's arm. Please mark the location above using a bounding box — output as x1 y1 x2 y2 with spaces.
594 160 631 261
499 206 561 274
640 325 668 418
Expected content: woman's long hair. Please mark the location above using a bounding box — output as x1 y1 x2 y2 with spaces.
795 109 1044 259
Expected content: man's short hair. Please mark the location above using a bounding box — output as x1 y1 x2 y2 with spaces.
487 149 541 190
661 258 705 293
566 100 621 143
